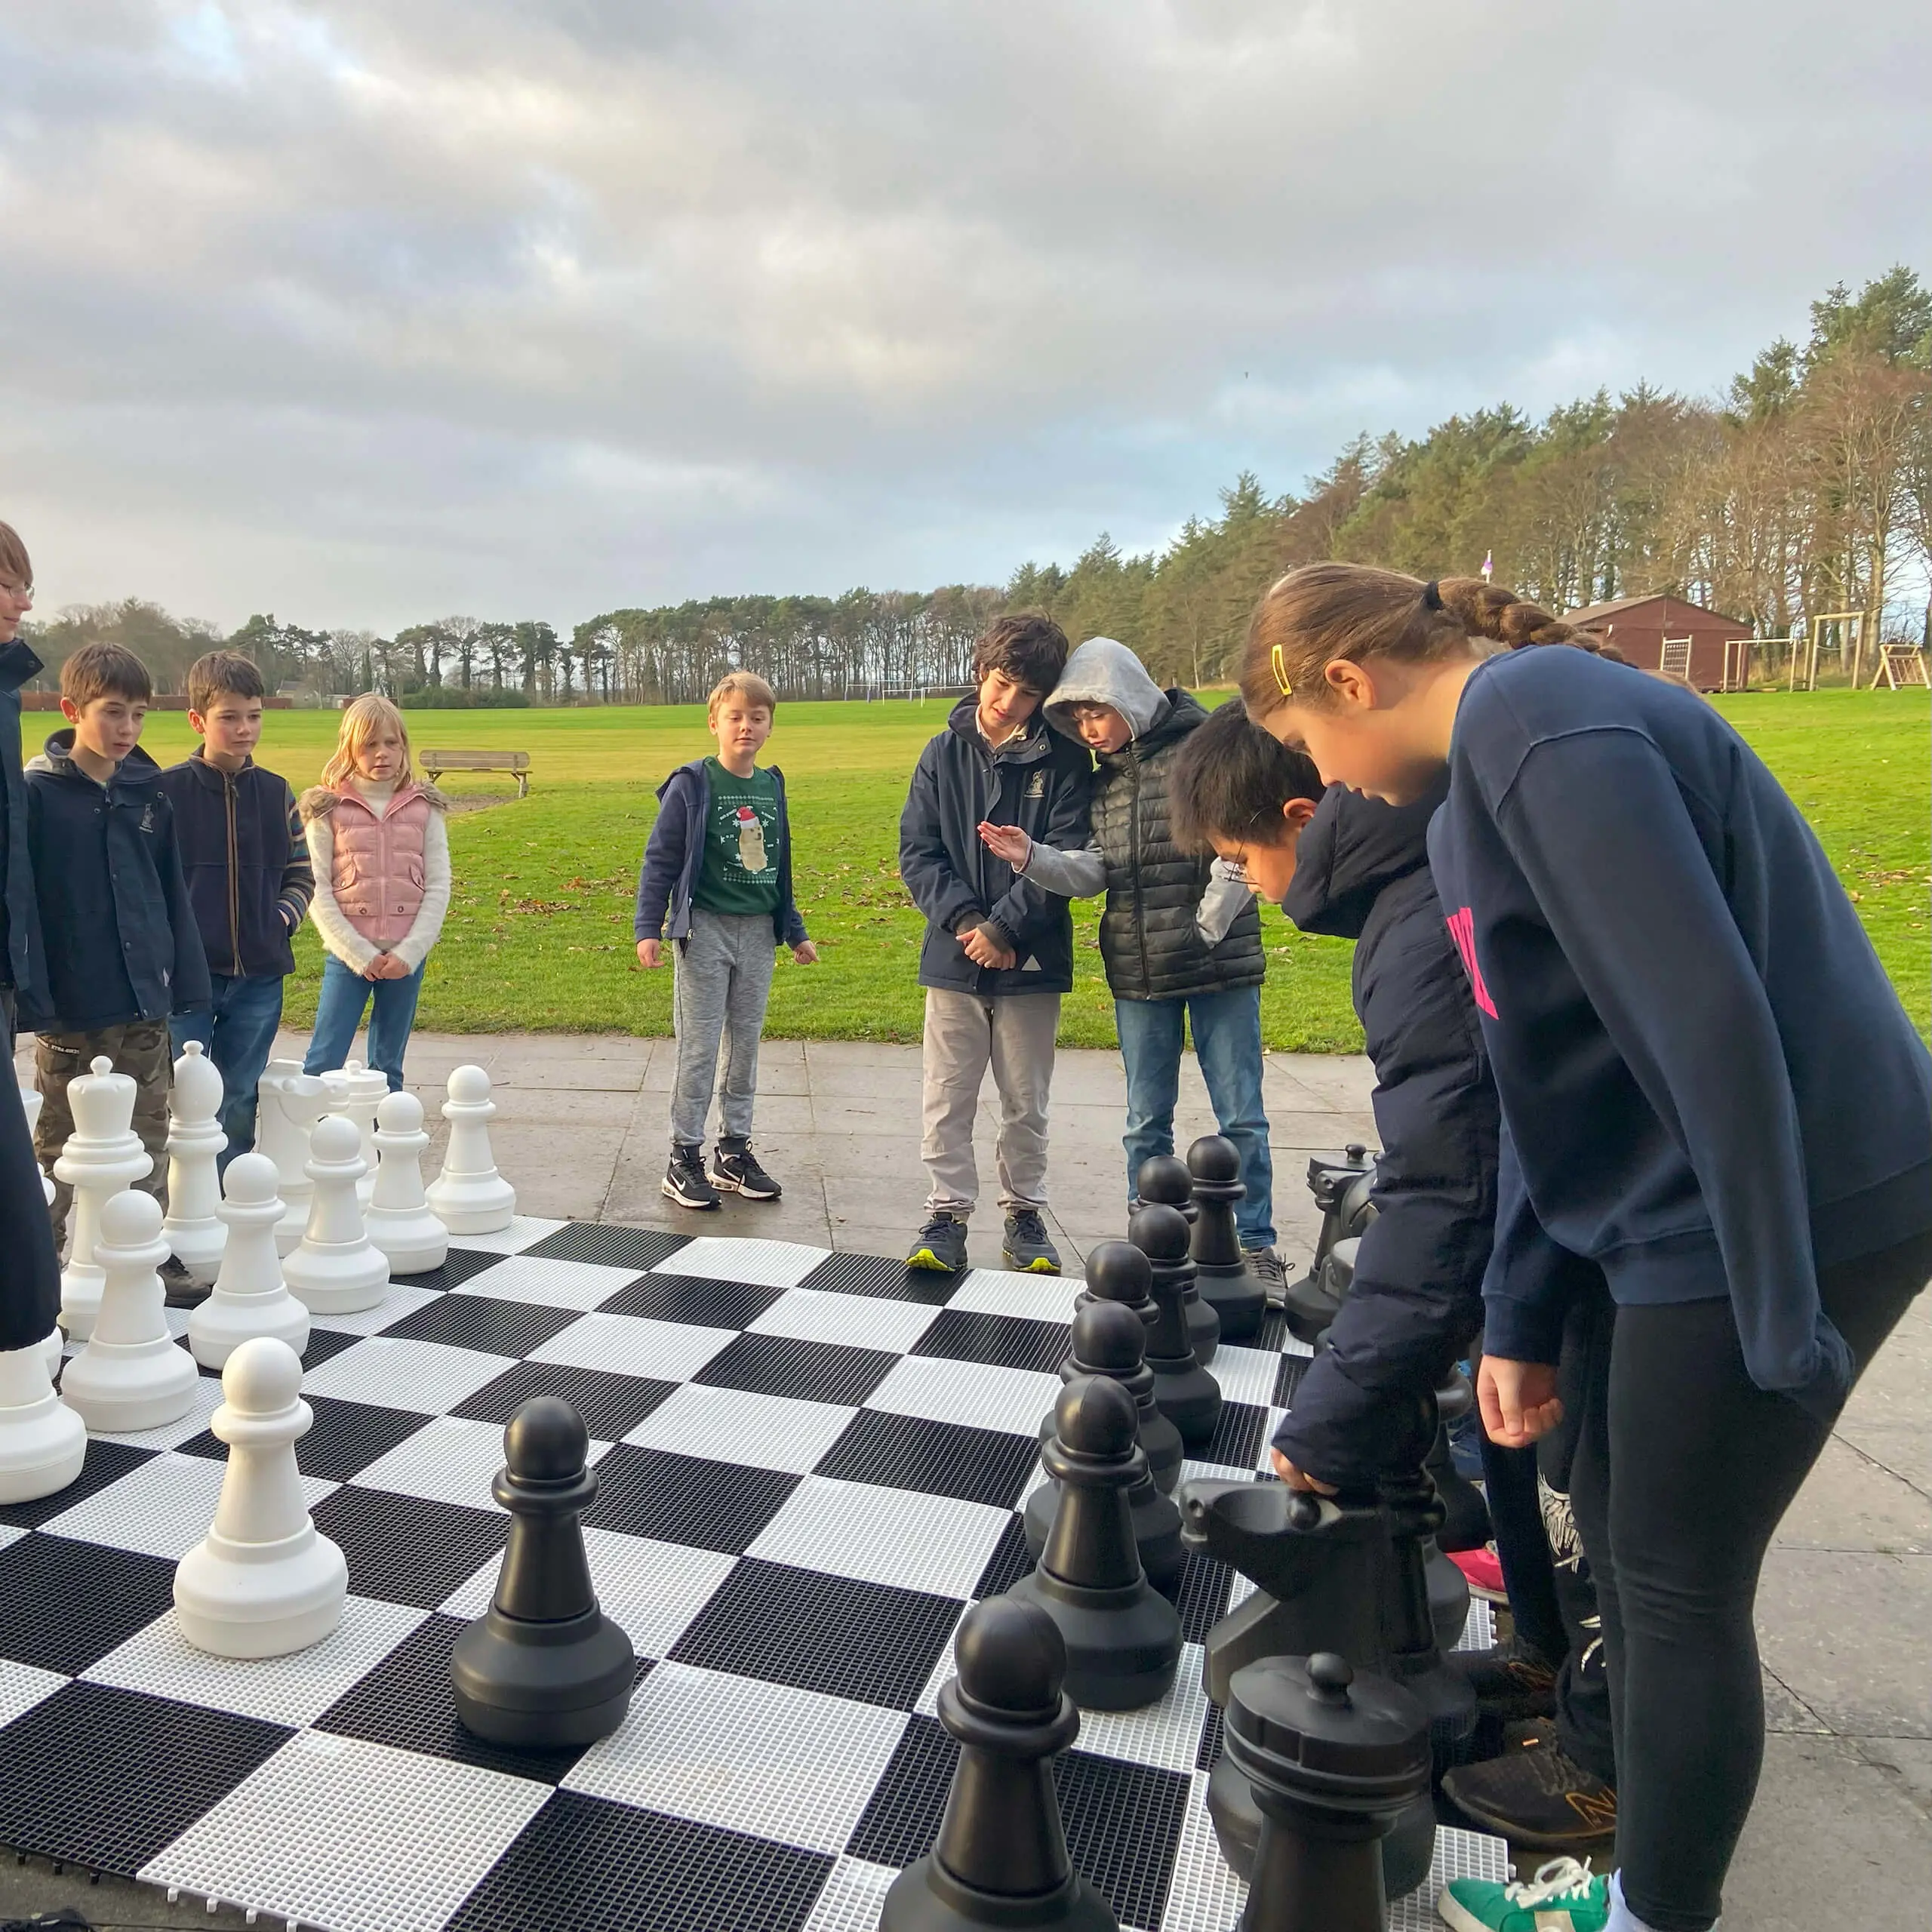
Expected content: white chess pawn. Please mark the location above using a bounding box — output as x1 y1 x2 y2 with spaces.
282 1115 390 1315
426 1066 516 1235
174 1335 346 1658
60 1190 200 1432
51 1059 155 1343
0 1337 88 1503
365 1091 449 1275
342 1060 388 1207
162 1041 227 1284
189 1153 309 1371
253 1060 330 1254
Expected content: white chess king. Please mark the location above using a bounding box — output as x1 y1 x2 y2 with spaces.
51 1056 154 1342
174 1336 346 1658
426 1065 516 1235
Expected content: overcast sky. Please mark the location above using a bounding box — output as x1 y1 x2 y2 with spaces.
3 2 1928 635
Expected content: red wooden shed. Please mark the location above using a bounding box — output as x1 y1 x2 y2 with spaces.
1564 593 1755 691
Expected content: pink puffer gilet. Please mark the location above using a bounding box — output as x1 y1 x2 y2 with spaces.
328 784 432 947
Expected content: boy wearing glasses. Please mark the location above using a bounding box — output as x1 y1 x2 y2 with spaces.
977 638 1281 1294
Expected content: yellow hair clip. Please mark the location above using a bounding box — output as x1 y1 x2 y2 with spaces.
1271 643 1293 697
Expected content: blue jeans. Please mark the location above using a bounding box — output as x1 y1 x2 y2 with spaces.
303 953 425 1092
1116 985 1275 1248
172 973 288 1172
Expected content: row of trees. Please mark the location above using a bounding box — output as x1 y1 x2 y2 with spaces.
26 269 1932 702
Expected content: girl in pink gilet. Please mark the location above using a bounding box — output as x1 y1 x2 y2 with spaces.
300 695 451 1091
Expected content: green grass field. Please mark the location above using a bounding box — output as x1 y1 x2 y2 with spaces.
23 687 1927 1048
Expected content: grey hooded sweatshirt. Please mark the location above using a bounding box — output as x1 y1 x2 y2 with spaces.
1018 636 1259 984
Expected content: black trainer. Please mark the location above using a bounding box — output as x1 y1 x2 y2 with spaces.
662 1144 721 1211
906 1212 969 1273
1451 1638 1560 1723
161 1254 211 1308
1441 1718 1618 1847
709 1139 781 1201
1001 1208 1061 1274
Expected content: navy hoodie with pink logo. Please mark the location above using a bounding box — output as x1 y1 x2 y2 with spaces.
1428 645 1932 1422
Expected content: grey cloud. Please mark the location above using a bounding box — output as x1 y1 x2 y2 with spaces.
1 0 1927 631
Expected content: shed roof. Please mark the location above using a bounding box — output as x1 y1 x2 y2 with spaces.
1565 592 1752 632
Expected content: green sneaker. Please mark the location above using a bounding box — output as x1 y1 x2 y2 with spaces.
1437 1857 1609 1932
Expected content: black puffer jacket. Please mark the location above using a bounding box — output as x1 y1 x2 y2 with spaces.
1269 781 1500 1490
1090 694 1266 1001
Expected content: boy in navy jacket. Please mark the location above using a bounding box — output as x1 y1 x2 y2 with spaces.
26 642 210 1243
897 612 1092 1275
158 651 314 1170
635 671 815 1210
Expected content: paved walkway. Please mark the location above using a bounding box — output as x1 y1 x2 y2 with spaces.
8 1031 1927 1927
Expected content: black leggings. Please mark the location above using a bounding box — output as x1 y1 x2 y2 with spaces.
1567 1228 1932 1932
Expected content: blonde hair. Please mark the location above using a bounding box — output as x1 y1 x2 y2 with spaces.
707 670 777 719
1238 564 1592 720
321 693 415 789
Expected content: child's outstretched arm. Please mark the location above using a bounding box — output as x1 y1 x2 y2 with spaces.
977 822 1104 900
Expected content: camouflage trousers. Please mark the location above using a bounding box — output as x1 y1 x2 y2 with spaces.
34 1021 172 1238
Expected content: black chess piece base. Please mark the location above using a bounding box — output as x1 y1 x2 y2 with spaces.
884 1860 1118 1931
451 1607 635 1747
1009 1565 1182 1712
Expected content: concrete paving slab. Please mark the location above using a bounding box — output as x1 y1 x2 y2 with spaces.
1835 1422 1932 1500
1857 1735 1932 1816
1761 1668 1831 1734
1755 1549 1932 1738
1776 1434 1932 1554
1722 1734 1932 1927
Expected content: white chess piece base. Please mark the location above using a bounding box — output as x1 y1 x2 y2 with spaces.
0 1342 88 1504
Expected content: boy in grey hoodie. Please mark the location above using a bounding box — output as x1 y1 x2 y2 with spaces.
978 637 1281 1291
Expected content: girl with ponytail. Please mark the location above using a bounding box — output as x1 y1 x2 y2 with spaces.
1239 562 1932 1932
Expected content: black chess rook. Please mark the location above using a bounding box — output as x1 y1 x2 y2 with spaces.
1023 1299 1183 1592
1126 1201 1223 1447
880 1595 1118 1930
1011 1376 1181 1712
1185 1136 1264 1340
1069 1240 1182 1494
1221 1652 1431 1932
1133 1154 1216 1364
451 1395 636 1749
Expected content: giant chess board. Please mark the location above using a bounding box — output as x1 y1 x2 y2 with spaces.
0 1220 1506 1932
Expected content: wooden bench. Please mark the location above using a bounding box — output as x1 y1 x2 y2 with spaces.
421 749 532 797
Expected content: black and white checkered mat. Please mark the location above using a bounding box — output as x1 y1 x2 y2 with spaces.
1 1220 1506 1932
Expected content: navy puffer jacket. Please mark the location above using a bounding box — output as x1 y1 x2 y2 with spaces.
1269 781 1500 1490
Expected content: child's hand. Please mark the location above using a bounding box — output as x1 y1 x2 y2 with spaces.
792 941 819 964
1477 1355 1564 1448
636 939 664 968
977 821 1032 867
1269 1449 1339 1495
960 925 1017 971
372 952 411 980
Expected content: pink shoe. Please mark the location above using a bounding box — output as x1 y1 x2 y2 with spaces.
1451 1543 1507 1604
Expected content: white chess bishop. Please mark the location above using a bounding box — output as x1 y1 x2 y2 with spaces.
282 1115 391 1314
0 1334 88 1504
17 1084 63 1380
162 1041 227 1284
189 1152 310 1370
174 1336 346 1658
254 1060 331 1254
426 1065 516 1235
51 1057 153 1342
365 1090 449 1275
59 1190 200 1432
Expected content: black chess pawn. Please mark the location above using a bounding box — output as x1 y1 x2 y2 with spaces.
1186 1136 1264 1340
1134 1153 1216 1364
1068 1241 1182 1494
881 1595 1118 1931
1012 1376 1181 1712
451 1396 636 1748
1220 1652 1431 1932
1127 1201 1223 1448
1024 1300 1183 1592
